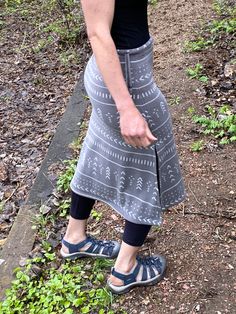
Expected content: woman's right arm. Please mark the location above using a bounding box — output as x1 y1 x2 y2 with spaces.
81 0 157 148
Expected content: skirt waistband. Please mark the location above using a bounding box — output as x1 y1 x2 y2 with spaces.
116 36 153 56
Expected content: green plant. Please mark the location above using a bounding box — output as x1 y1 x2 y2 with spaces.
91 209 103 221
213 0 236 16
190 140 205 152
43 19 80 45
59 50 79 65
32 36 54 53
31 205 56 237
0 200 5 213
152 226 161 232
4 0 22 9
58 198 71 217
208 17 236 34
186 106 196 115
0 255 121 313
57 159 77 193
192 104 236 144
169 96 181 106
186 63 209 83
183 1 236 54
0 19 6 29
183 37 215 52
69 136 83 152
148 0 158 5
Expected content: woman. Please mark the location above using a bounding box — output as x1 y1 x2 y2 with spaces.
60 0 186 294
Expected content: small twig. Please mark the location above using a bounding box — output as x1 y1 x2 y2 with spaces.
188 182 202 205
176 280 196 284
184 210 236 220
42 172 55 189
184 210 215 218
4 184 19 203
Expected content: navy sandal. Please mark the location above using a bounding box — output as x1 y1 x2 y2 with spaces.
60 235 120 259
107 255 167 294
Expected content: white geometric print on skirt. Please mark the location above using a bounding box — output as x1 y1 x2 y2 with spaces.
70 36 187 225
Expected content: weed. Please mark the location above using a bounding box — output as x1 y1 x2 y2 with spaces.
32 36 54 53
208 17 236 34
213 0 236 16
190 140 205 152
192 104 236 145
58 198 71 217
91 209 103 221
69 137 83 152
0 253 123 313
31 205 56 237
57 159 77 193
149 0 158 5
0 19 6 29
186 106 196 116
183 1 236 53
43 19 80 46
186 63 209 83
152 226 161 232
59 50 80 66
169 96 181 106
183 37 215 52
0 201 5 213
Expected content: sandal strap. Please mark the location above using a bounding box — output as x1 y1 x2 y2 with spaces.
111 256 164 285
62 237 90 254
62 235 115 255
111 260 142 286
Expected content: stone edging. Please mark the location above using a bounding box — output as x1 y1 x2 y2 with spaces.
0 71 88 300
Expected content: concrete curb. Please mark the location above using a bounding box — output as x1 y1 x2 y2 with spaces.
0 71 89 300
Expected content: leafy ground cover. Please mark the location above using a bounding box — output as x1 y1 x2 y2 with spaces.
0 0 236 313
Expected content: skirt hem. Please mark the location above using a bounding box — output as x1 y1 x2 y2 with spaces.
70 183 187 226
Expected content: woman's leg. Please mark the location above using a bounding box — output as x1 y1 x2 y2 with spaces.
61 190 96 253
61 191 120 259
109 220 151 285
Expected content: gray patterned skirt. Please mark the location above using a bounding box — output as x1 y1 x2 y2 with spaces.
70 36 186 225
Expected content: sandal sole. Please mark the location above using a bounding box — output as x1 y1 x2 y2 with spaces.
107 265 167 295
60 248 117 260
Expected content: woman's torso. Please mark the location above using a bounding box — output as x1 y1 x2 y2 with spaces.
111 0 150 49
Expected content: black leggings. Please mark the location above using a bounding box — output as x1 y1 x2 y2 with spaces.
70 190 151 247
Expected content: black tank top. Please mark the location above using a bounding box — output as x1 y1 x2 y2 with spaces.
111 0 150 49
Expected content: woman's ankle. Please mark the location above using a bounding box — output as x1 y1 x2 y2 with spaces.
114 258 137 274
63 233 87 244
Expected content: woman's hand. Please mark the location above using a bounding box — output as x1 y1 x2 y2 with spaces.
119 106 157 148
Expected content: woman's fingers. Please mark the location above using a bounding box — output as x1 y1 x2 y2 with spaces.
146 126 157 141
125 133 155 148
